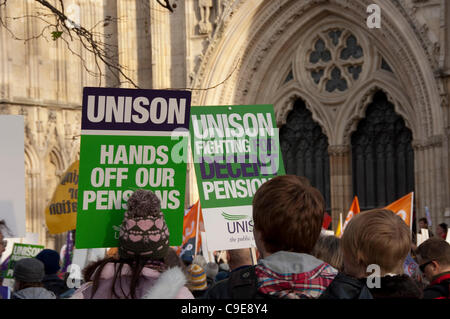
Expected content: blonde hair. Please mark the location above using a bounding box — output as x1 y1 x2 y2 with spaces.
312 235 344 272
341 209 411 277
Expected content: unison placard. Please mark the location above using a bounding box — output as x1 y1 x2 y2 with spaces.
190 105 285 250
5 243 44 279
76 87 191 248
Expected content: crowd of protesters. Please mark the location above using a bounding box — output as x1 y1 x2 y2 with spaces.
0 176 449 299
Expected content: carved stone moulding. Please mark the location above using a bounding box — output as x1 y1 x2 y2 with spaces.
412 134 444 150
328 145 351 157
192 0 444 143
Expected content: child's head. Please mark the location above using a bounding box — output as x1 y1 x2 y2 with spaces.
312 234 344 271
252 175 325 257
341 209 411 278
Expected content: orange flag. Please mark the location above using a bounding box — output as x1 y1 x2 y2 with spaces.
176 200 204 255
384 192 414 229
343 196 360 232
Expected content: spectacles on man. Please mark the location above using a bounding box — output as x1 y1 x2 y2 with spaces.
419 260 433 273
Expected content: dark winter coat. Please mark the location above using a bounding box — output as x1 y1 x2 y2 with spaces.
321 273 423 299
201 265 267 299
368 274 423 299
42 274 70 298
319 272 373 299
203 252 337 299
423 272 450 299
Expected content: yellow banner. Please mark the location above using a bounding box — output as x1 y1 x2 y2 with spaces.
45 161 79 234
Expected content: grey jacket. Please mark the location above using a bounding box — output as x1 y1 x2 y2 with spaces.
12 287 56 299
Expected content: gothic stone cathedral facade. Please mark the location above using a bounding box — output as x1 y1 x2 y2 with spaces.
0 0 449 250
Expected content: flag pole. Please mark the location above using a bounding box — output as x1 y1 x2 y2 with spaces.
194 201 201 256
410 192 414 233
250 247 257 266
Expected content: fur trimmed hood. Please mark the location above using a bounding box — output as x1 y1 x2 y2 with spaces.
71 263 193 299
142 267 191 299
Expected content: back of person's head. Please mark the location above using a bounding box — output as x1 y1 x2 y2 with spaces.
438 223 448 234
416 237 450 268
119 189 169 260
186 264 207 291
35 249 61 275
252 175 325 255
205 262 219 280
13 258 45 290
87 189 172 299
341 209 411 277
297 176 311 187
165 247 186 270
311 235 344 272
118 189 170 262
227 248 253 270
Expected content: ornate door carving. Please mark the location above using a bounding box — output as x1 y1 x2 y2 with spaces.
351 91 414 210
280 99 331 212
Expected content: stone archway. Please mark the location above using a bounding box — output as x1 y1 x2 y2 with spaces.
192 0 447 227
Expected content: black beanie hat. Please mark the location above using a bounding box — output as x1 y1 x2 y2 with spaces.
36 249 61 275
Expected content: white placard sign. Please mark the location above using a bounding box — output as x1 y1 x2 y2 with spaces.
421 228 429 241
0 116 25 237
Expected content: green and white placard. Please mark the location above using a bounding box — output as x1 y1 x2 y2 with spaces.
5 243 44 279
190 105 285 250
76 87 191 248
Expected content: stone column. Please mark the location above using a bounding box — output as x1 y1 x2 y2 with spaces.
103 0 120 87
150 1 172 89
117 0 139 88
328 145 353 231
413 136 446 229
444 127 450 225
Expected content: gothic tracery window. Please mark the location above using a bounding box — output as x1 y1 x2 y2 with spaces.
306 29 364 93
351 91 414 210
280 99 331 212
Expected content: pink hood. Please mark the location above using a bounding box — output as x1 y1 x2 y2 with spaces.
71 263 194 299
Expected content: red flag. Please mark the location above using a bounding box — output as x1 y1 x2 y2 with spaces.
322 212 332 229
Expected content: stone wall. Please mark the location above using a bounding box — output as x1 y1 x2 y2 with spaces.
0 0 448 249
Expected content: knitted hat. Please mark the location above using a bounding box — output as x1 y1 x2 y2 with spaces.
119 189 170 261
13 258 45 283
205 262 219 280
186 264 207 291
36 249 61 275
